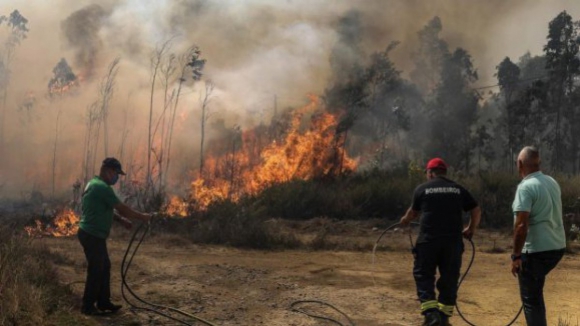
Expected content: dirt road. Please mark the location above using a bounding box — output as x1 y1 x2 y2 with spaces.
44 230 580 326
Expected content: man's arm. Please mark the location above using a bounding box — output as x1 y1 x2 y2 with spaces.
511 211 530 276
463 206 481 240
113 212 133 229
400 207 420 226
114 202 151 222
512 211 529 255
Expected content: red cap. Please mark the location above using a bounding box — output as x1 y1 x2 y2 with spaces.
425 158 448 171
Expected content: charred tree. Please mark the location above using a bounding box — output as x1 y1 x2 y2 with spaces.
147 40 172 194
199 80 214 177
48 58 78 97
164 46 205 185
100 58 120 157
51 110 62 198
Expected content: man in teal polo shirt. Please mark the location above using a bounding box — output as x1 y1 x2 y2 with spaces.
78 157 151 315
511 146 566 326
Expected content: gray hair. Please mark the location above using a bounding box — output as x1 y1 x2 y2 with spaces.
519 146 540 167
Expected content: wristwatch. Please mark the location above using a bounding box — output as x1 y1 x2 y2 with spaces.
510 254 522 261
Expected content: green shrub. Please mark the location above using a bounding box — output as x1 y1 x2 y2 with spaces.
456 172 519 228
188 199 301 249
247 170 415 220
179 169 580 231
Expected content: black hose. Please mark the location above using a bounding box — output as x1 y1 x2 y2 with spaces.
289 222 419 326
290 300 356 326
373 222 523 326
121 221 217 326
122 220 523 326
455 237 523 326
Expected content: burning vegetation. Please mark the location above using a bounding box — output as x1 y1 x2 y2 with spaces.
5 4 580 235
29 95 356 231
24 208 79 237
166 95 356 213
47 58 79 96
4 3 580 324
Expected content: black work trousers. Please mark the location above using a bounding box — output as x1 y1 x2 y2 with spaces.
78 228 112 309
413 239 463 308
519 249 564 326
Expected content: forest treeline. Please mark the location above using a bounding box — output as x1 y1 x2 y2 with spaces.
323 10 580 175
193 10 580 229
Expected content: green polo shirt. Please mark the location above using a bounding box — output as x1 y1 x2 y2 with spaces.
79 176 121 239
512 171 566 253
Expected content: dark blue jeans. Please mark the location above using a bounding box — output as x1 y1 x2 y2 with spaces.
413 239 463 308
78 228 112 309
519 249 564 326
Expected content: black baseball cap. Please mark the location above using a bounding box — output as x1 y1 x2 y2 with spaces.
102 157 126 175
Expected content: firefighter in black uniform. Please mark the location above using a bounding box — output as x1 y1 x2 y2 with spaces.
400 158 481 326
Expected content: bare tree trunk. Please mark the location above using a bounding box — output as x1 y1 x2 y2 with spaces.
199 81 214 176
0 88 6 163
505 91 513 174
165 75 185 184
92 104 102 177
229 135 237 198
100 58 120 157
0 15 29 168
52 110 62 198
227 126 241 198
165 46 199 186
147 40 172 194
118 93 132 190
157 54 176 190
339 130 348 175
83 104 97 183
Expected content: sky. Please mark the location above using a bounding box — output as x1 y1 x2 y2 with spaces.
0 0 579 195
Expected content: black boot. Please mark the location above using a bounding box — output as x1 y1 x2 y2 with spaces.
97 301 122 313
423 309 442 326
81 305 104 316
439 311 451 326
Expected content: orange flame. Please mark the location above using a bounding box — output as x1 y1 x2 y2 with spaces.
164 196 189 217
25 208 80 237
48 79 80 96
182 95 357 210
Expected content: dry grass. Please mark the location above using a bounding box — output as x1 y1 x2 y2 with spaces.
3 216 578 326
0 227 99 326
559 315 580 326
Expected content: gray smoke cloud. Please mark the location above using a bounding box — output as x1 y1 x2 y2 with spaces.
61 4 111 79
0 0 578 196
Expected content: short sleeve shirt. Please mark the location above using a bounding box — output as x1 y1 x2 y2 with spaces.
412 176 478 243
512 171 566 253
79 176 121 239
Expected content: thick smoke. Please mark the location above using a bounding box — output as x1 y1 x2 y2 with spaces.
61 4 110 79
0 0 578 197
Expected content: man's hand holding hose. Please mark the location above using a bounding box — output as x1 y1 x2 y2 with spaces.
114 203 153 230
400 207 420 227
462 206 481 240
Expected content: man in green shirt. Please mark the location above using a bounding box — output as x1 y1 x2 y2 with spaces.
78 157 151 315
511 146 566 326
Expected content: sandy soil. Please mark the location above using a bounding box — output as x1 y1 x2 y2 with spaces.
43 224 580 326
